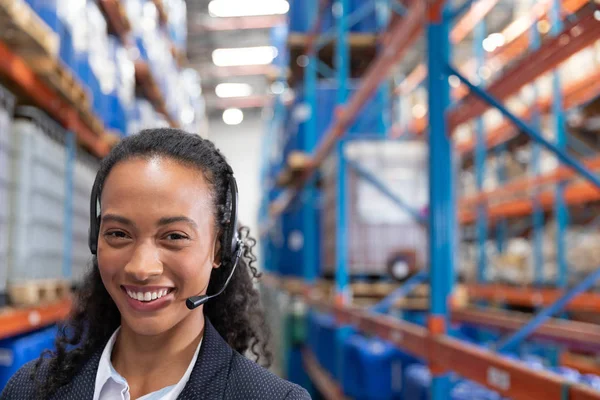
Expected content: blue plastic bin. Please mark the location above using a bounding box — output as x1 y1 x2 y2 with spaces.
403 364 430 400
0 325 58 389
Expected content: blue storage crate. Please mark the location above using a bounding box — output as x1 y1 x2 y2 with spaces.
581 374 600 391
550 366 580 383
278 198 321 278
350 0 379 33
288 0 333 33
451 381 502 400
403 364 430 400
0 325 58 389
342 335 417 400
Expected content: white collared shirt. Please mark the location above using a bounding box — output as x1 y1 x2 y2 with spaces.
93 327 202 400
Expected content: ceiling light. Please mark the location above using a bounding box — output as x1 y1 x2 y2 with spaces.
448 75 460 88
223 108 244 125
412 104 426 119
482 32 505 52
215 83 253 98
270 81 285 94
212 46 278 67
208 0 289 17
537 20 551 34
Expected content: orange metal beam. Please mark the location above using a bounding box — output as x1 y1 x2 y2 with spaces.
450 4 600 129
0 41 110 157
459 180 600 223
465 284 600 312
0 298 72 341
262 274 600 400
460 155 600 209
561 352 600 376
453 308 600 352
457 68 600 154
302 349 348 400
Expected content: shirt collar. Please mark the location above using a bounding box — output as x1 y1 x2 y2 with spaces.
93 327 203 400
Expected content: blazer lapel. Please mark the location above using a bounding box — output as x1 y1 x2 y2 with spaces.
178 318 233 400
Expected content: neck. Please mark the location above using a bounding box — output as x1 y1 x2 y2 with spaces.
111 311 205 394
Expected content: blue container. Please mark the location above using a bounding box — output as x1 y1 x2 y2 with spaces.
550 366 580 383
288 0 333 33
581 374 600 391
343 335 418 400
278 196 321 277
0 325 58 389
451 381 502 400
403 364 430 400
350 0 379 32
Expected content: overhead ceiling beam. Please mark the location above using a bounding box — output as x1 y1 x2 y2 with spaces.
206 94 273 109
190 15 286 32
199 64 280 78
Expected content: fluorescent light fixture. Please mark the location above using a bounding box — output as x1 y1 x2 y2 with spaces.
208 0 289 17
448 75 460 88
270 82 284 95
215 83 253 98
412 104 426 119
482 32 505 53
223 108 244 125
212 46 277 67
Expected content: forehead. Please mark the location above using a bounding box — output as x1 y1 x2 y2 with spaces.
101 156 214 217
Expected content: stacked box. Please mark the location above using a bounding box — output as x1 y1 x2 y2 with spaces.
8 108 67 285
321 140 429 277
0 85 15 305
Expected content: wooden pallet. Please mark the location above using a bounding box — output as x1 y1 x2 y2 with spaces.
0 0 59 58
22 55 90 112
8 280 71 307
276 151 312 187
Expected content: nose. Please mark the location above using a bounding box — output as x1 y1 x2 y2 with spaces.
124 242 163 282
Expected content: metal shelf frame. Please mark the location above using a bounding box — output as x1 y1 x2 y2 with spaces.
260 1 600 399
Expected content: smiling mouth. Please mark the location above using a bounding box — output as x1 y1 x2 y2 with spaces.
121 286 175 302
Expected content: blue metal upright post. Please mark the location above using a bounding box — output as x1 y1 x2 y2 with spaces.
551 0 569 289
334 0 352 384
428 5 452 399
495 144 507 253
303 0 319 285
529 12 544 287
62 131 75 281
474 18 487 283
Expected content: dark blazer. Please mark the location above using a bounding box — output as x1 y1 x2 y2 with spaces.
0 319 311 399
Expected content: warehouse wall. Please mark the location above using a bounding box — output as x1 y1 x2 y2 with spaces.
209 115 264 259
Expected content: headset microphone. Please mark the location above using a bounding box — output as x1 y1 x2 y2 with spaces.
186 241 244 310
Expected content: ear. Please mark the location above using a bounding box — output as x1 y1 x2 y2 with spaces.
212 236 222 269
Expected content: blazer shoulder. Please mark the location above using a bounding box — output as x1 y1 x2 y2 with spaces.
0 358 46 400
225 352 311 400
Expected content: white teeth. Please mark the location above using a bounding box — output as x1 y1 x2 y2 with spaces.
126 289 171 302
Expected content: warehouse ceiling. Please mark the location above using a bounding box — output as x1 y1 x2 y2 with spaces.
185 0 517 120
186 0 273 120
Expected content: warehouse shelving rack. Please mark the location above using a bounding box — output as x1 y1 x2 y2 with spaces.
260 0 600 399
0 0 181 341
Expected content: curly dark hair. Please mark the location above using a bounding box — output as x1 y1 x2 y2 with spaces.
32 128 272 399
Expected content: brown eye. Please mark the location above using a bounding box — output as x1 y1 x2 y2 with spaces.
165 233 189 241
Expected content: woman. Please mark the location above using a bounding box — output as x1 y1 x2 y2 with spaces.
1 129 310 400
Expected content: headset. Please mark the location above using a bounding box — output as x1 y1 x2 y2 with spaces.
88 168 244 310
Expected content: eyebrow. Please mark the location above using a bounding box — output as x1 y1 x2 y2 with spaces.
101 214 136 227
157 216 198 229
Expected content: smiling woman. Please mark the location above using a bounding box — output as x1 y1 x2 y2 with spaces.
0 129 310 400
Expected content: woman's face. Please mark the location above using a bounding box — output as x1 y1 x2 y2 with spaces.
97 156 218 336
